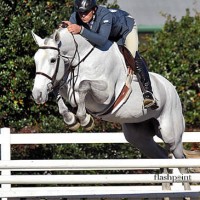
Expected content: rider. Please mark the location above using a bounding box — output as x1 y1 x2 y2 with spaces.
62 0 156 109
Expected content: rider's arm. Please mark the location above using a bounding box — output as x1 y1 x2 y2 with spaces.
69 12 113 47
81 13 112 47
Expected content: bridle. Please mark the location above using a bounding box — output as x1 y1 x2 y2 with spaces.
36 46 62 91
35 33 95 95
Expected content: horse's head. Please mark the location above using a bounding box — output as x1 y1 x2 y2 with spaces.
31 30 67 104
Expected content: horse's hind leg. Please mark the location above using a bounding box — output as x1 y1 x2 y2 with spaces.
122 122 169 159
122 122 171 192
173 142 191 192
159 108 191 196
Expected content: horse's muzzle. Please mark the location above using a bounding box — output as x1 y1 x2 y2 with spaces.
32 89 48 104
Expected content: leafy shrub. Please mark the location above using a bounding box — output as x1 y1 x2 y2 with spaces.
0 0 120 132
141 9 200 129
2 2 199 162
1 0 138 162
0 0 73 130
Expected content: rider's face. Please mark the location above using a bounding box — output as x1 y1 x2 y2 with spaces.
78 10 94 23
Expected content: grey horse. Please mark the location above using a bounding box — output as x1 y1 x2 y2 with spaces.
31 28 190 192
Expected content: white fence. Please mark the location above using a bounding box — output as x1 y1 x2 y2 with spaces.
0 127 200 199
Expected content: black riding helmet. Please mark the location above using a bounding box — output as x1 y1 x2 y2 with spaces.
74 0 97 12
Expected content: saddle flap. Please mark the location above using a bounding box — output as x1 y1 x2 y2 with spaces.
118 45 136 72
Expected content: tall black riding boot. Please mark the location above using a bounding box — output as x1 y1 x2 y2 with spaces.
135 51 157 109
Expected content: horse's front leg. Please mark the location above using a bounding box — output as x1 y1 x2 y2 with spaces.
76 81 94 131
57 94 80 131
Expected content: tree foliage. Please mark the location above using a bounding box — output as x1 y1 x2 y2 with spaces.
0 1 199 132
0 0 70 130
2 0 131 163
0 0 118 131
2 0 199 163
141 9 200 129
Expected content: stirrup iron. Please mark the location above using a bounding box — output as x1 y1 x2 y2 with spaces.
143 91 156 108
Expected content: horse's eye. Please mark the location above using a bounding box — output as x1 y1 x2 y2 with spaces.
50 58 56 64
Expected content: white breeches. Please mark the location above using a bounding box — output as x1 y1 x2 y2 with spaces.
125 25 138 58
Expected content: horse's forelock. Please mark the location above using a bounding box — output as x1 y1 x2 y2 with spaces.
44 38 50 45
44 37 58 46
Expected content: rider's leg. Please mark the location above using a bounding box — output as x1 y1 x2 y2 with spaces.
125 24 139 57
125 25 156 109
134 51 156 108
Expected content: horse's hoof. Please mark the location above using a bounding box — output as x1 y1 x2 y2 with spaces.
183 182 191 191
183 197 191 200
162 182 171 190
163 197 170 200
68 122 80 131
83 115 95 131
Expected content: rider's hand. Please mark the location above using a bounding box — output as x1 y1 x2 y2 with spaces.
59 21 82 34
59 21 71 28
67 23 82 34
62 21 71 26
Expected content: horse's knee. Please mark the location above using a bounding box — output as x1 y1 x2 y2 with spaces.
79 80 91 92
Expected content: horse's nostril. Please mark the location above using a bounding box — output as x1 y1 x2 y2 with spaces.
47 82 53 93
37 92 43 102
32 91 42 102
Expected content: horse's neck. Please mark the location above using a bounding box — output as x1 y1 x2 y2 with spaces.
59 29 93 64
59 29 127 83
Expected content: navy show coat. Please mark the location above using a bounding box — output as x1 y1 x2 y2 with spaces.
69 6 136 47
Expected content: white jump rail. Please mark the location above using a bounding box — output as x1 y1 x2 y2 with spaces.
0 127 200 199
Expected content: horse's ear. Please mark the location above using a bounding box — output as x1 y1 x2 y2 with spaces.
31 30 44 46
52 30 60 44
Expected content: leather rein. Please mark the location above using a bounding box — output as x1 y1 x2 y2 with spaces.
35 34 95 93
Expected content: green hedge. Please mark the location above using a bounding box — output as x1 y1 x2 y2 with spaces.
0 2 199 131
141 9 200 129
1 0 131 161
2 0 198 163
0 0 71 130
0 0 120 132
